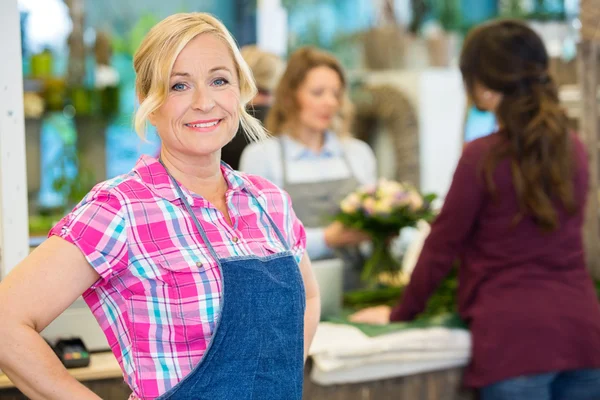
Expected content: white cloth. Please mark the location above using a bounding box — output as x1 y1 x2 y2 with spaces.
309 322 471 385
240 133 377 260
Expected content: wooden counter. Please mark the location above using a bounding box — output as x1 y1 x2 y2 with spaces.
0 352 132 400
303 360 475 400
1 353 475 399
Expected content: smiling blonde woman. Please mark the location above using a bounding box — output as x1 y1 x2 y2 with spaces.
0 13 320 400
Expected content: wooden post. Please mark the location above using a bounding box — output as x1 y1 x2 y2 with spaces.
579 0 600 279
578 42 600 279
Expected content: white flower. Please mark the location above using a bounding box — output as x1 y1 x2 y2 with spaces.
341 193 361 213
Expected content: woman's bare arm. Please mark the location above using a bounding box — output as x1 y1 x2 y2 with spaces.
0 236 102 399
298 252 320 361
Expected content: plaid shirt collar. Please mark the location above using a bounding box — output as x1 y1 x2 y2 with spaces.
133 155 250 204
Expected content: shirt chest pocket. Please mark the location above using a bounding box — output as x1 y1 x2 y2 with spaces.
261 241 288 256
158 253 221 289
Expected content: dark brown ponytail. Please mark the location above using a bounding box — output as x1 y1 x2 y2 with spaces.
460 20 575 231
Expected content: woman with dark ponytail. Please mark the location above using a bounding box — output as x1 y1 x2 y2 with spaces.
350 19 600 399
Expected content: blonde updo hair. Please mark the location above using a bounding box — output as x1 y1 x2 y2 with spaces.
133 12 267 142
240 45 284 93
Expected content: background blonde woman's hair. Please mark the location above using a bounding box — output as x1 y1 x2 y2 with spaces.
265 46 353 138
133 12 267 142
240 45 284 93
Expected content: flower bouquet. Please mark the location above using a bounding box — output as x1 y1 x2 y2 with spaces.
336 178 436 285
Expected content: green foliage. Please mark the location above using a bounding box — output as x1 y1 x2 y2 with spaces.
431 0 462 32
344 285 404 308
419 267 458 319
499 0 566 21
343 266 459 320
112 13 160 57
344 270 600 328
49 141 96 212
29 214 63 236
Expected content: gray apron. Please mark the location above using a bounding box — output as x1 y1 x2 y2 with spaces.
279 138 363 289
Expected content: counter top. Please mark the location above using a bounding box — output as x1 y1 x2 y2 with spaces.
0 352 123 389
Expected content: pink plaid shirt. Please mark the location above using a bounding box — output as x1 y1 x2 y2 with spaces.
49 155 306 399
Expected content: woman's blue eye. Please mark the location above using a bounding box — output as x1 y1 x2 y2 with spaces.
213 78 229 87
172 83 186 91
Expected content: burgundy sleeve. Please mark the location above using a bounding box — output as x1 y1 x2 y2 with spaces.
390 140 488 321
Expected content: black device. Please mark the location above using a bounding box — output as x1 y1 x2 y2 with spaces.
52 338 91 369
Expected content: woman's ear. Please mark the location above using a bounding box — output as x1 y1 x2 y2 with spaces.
147 112 156 126
137 92 157 126
485 90 503 114
473 81 502 113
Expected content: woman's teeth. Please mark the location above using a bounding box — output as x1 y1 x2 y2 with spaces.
187 120 219 128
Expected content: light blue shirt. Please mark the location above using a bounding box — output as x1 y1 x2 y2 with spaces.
464 106 497 142
240 133 377 260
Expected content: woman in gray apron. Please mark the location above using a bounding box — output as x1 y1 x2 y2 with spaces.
240 47 378 289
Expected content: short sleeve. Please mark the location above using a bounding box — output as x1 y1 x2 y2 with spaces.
48 189 128 288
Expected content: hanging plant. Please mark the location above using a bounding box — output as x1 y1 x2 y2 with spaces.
432 0 462 32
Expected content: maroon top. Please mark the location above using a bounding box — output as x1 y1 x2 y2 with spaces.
391 132 600 388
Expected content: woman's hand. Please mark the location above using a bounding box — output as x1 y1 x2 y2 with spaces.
348 305 392 325
323 221 370 248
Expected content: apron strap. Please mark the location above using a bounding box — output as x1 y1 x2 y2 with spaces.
159 158 292 257
242 185 292 252
338 140 358 181
159 159 222 262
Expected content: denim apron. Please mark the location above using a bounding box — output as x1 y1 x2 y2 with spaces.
157 162 305 400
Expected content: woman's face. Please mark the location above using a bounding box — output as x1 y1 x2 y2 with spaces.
150 33 240 159
295 66 343 134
